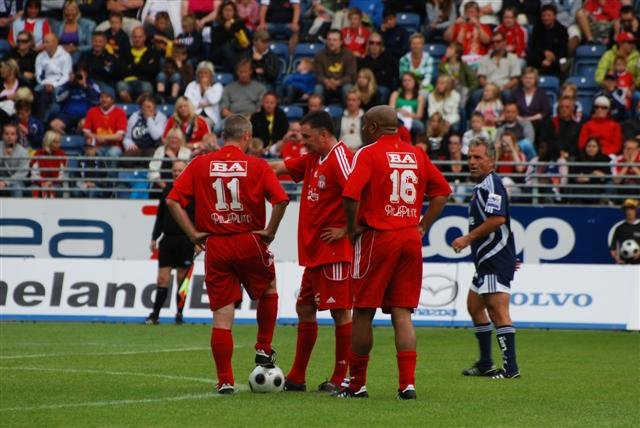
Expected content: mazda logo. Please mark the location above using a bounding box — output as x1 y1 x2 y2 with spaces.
419 274 458 307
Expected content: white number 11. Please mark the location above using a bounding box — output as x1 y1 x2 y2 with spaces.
213 178 243 211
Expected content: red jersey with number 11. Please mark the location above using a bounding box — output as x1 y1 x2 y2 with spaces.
167 145 289 235
285 141 353 267
343 134 451 230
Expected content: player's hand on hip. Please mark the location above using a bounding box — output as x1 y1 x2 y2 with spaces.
347 225 364 245
189 231 210 252
320 226 346 243
253 229 275 245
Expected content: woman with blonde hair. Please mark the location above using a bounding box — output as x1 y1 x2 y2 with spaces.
354 68 379 111
428 74 461 131
184 61 223 132
30 130 67 198
149 127 192 192
162 96 211 151
0 59 20 117
54 0 96 62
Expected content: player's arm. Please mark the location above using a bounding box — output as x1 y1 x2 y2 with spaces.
343 197 363 244
418 195 448 237
166 199 209 252
254 201 288 244
451 215 506 253
270 161 289 176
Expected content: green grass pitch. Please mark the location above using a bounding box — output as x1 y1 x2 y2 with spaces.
1 322 638 427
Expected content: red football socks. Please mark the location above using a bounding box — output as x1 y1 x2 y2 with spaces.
286 321 318 384
397 350 417 390
255 292 278 353
211 328 234 386
330 322 352 386
348 351 369 391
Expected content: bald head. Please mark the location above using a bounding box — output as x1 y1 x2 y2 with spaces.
43 33 59 55
362 105 398 145
131 26 146 48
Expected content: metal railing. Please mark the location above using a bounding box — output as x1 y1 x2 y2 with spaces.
1 155 638 204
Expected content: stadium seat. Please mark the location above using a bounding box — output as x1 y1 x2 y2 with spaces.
118 103 139 117
60 135 86 155
270 41 290 77
578 95 594 119
282 105 304 121
116 170 149 199
538 75 560 106
215 72 234 86
324 104 344 119
425 43 447 60
158 104 175 117
573 44 606 77
293 43 324 62
396 13 421 34
566 75 599 97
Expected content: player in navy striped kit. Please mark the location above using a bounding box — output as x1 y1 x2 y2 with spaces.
451 137 520 379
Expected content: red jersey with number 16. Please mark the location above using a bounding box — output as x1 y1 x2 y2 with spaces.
343 134 451 230
167 145 289 235
285 141 353 267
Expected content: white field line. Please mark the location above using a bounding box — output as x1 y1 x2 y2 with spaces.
0 392 215 412
0 366 249 412
0 366 217 385
0 346 212 360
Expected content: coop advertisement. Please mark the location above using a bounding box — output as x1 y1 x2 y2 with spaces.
0 199 631 264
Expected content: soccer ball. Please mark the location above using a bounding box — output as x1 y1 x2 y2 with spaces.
619 239 640 261
248 365 284 393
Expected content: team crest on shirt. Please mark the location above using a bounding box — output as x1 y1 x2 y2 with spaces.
318 175 326 189
486 193 502 213
387 152 418 169
209 161 248 177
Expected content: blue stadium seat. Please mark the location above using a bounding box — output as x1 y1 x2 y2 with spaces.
396 13 421 34
324 104 343 119
578 95 593 120
270 41 290 76
215 72 234 86
118 103 139 117
60 135 86 155
538 75 560 106
282 105 304 121
566 75 599 97
573 44 607 77
158 104 175 117
293 43 324 60
425 43 447 60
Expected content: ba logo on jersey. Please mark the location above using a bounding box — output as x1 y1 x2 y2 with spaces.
209 161 248 177
387 152 418 169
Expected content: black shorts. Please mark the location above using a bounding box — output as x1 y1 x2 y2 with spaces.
158 235 195 268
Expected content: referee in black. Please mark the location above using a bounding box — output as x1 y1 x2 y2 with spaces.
146 160 195 325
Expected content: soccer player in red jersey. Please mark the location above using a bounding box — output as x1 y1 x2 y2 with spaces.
166 115 289 395
340 105 451 399
272 111 354 393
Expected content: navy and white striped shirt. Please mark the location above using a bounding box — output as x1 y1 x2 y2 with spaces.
469 171 516 280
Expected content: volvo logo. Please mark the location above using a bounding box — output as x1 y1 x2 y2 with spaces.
419 274 458 307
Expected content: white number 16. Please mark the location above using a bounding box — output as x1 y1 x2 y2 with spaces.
389 169 418 204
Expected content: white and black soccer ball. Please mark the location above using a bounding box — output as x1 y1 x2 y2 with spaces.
248 365 284 393
619 239 640 261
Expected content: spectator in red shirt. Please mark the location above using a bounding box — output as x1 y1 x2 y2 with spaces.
8 0 52 52
578 96 623 156
82 85 127 159
163 96 211 151
576 0 621 45
495 6 527 60
342 7 370 58
444 1 491 67
30 129 66 198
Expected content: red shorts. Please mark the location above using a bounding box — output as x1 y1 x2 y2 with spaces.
297 262 352 311
351 228 422 311
204 232 275 311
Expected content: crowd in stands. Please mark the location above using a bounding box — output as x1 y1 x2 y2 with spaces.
0 0 639 203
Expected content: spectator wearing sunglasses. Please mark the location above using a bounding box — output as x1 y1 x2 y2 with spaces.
578 96 623 157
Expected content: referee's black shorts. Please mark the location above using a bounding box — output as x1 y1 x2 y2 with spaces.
158 235 195 268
